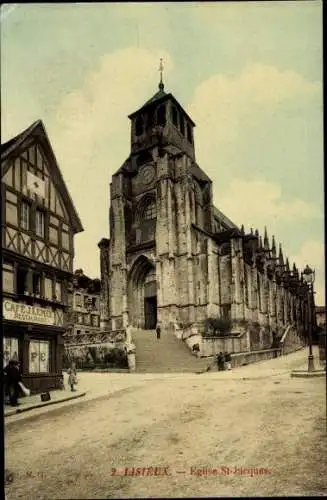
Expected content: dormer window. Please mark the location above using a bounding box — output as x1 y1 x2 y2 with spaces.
171 105 178 127
135 115 144 137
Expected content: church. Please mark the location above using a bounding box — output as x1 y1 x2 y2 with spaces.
98 70 311 350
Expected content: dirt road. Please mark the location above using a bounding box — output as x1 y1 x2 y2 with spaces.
5 351 327 499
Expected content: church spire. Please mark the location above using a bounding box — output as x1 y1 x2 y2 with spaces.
264 226 269 250
271 235 276 258
158 58 164 91
279 243 284 266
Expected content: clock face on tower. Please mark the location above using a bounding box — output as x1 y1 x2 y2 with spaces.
139 164 155 184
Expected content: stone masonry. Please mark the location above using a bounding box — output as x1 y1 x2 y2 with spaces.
98 80 312 349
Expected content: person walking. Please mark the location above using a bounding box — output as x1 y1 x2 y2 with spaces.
156 324 161 340
4 360 22 406
67 362 77 392
225 352 232 370
217 352 225 371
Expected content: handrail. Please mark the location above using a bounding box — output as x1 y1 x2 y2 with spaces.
280 324 292 344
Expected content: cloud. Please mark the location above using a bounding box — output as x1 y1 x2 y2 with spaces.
290 240 325 306
188 63 321 148
216 178 321 229
52 47 174 277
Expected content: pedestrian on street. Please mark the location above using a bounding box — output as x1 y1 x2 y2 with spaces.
156 324 161 340
4 359 22 406
225 352 232 370
217 352 225 371
68 362 78 392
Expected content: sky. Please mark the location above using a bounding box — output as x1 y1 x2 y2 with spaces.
1 2 324 305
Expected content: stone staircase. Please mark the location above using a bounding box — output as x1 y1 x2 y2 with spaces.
133 329 211 373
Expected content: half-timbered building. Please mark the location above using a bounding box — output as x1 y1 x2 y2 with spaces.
1 120 83 393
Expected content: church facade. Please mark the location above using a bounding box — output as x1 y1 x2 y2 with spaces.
99 80 311 346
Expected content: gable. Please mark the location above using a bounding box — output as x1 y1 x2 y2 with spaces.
2 142 70 223
1 120 83 234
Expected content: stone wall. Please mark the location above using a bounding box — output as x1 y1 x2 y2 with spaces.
230 348 281 367
201 334 249 357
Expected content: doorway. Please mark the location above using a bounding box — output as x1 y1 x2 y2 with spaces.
144 296 157 329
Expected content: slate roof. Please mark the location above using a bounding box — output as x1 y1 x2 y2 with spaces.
1 120 84 234
128 87 196 127
212 205 238 230
190 163 212 184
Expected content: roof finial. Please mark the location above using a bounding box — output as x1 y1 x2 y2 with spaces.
159 58 164 91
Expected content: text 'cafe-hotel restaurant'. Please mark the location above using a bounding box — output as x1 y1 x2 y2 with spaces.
2 120 83 393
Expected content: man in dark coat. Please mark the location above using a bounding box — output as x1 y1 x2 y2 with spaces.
4 360 22 406
217 352 225 371
156 325 161 340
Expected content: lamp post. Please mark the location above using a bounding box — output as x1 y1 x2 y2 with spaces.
302 264 315 372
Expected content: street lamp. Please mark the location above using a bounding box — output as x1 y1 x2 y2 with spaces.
302 264 315 372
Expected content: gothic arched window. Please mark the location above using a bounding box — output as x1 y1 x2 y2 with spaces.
142 200 156 220
187 123 193 143
257 273 262 311
171 105 178 127
180 116 185 136
135 116 144 136
157 104 166 127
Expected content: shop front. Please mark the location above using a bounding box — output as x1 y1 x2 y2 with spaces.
3 299 65 394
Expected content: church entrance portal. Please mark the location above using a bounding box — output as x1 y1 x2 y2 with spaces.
127 256 157 329
144 296 157 329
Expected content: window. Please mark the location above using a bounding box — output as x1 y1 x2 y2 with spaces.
62 231 70 250
33 273 41 295
6 198 18 226
222 305 231 320
3 262 14 293
91 315 99 327
157 105 166 127
75 294 82 308
147 109 154 129
171 105 178 126
44 277 53 300
135 115 144 136
244 267 249 306
3 337 19 368
85 314 91 325
257 274 262 311
77 314 83 324
17 267 28 295
55 281 62 301
35 210 45 238
76 330 81 335
180 116 185 136
91 297 98 310
187 123 193 143
142 201 156 220
29 340 49 373
20 202 30 230
49 226 58 245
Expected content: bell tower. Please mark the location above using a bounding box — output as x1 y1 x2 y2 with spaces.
106 63 204 331
128 60 196 161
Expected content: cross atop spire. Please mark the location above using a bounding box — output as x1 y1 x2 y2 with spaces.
158 58 164 91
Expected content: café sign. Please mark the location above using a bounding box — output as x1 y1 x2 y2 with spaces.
3 299 55 326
